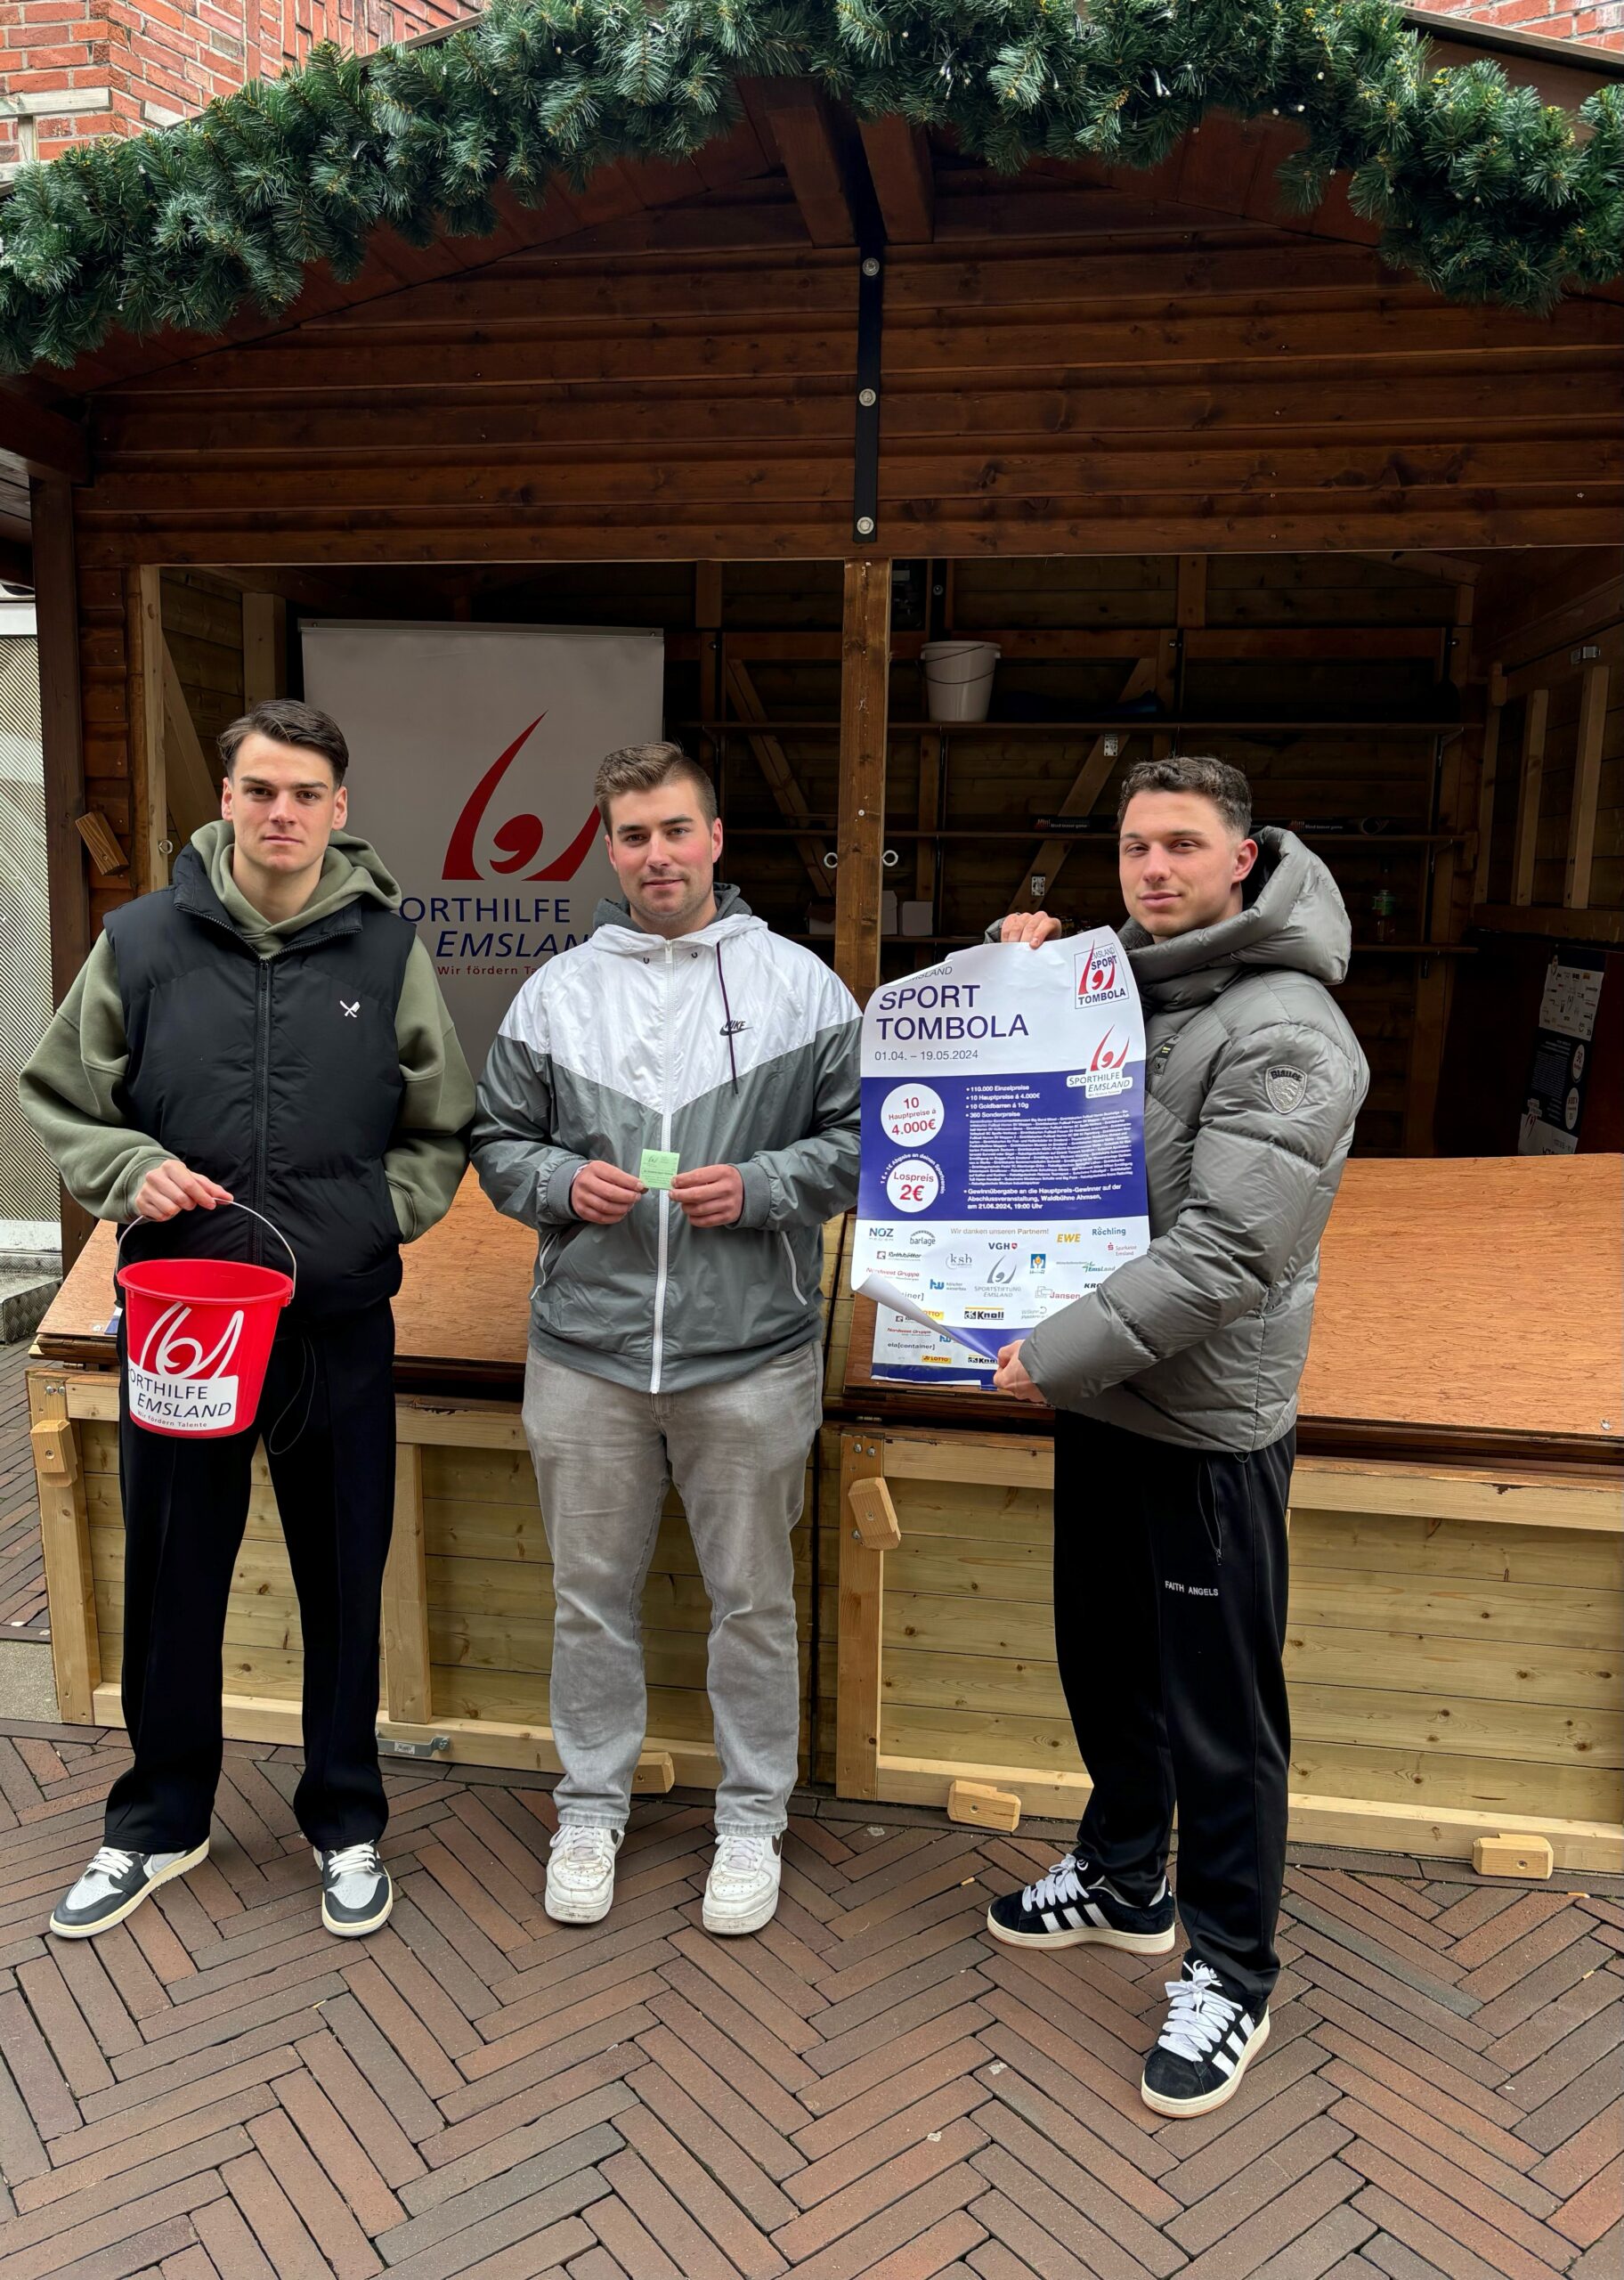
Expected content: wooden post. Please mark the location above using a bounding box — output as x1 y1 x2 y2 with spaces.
28 1370 100 1724
694 563 722 778
241 591 288 705
836 1432 887 1800
1403 581 1478 1156
1564 664 1609 911
30 477 93 1268
380 1441 433 1725
1511 687 1548 908
127 567 169 893
1473 684 1503 908
834 558 891 1003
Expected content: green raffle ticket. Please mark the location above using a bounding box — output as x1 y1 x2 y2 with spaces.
638 1149 681 1190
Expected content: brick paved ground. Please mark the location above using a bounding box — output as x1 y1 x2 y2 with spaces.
0 1725 1619 2280
0 1343 48 1640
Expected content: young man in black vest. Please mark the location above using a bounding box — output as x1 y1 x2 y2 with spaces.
22 700 473 1940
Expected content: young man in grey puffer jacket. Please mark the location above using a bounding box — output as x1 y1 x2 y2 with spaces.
985 755 1368 2121
472 744 859 1939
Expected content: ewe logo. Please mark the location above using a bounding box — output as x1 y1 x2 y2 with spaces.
443 715 601 884
1075 938 1132 1008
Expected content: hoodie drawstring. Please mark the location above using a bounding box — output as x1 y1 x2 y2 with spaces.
716 937 740 1095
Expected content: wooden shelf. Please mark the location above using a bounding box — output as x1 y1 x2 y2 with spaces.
689 717 1463 737
722 824 1465 847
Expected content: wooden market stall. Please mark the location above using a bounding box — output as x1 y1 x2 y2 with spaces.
8 9 1624 1865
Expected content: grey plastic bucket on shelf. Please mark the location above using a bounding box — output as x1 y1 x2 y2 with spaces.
921 639 1000 723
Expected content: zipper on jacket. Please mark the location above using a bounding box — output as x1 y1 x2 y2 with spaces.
649 942 675 1394
251 960 272 1265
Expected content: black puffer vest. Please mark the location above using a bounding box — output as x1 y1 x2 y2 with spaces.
104 847 415 1317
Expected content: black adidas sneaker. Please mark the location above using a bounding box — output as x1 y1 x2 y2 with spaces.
1141 1958 1270 2116
987 1852 1176 1952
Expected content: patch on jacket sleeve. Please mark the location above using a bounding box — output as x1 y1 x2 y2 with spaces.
1264 1063 1308 1113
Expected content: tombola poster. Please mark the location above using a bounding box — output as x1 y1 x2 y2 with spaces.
852 934 1149 1385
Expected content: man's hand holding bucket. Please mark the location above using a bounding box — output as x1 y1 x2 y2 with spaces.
134 1161 234 1222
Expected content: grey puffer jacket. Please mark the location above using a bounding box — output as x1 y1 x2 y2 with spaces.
472 884 860 1395
1020 831 1369 1452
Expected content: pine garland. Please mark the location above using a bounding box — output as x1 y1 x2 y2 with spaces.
1 0 1620 371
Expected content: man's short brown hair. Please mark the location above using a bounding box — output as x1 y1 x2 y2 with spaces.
594 742 718 832
1116 754 1252 838
218 698 349 784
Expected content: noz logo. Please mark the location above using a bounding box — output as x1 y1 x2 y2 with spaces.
1076 937 1132 1006
443 715 601 884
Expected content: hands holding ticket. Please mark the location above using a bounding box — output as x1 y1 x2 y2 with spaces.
569 1152 744 1226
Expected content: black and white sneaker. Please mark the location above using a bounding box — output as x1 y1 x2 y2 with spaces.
987 1852 1176 1952
316 1843 393 1936
49 1839 209 1938
1141 1958 1270 2116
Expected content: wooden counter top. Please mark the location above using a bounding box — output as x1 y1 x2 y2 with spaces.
841 1155 1621 1465
35 1155 1623 1464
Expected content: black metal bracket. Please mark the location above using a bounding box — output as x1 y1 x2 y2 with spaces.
853 240 883 546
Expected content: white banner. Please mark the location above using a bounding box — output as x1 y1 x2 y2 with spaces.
301 623 665 1071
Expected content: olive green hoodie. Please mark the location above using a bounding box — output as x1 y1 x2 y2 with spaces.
20 820 475 1234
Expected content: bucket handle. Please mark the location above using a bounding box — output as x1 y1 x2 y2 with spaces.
118 1198 297 1307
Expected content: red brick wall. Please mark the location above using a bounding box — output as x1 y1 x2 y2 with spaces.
1408 0 1621 50
0 0 481 170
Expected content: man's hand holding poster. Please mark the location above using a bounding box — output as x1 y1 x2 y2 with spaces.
853 934 1149 1387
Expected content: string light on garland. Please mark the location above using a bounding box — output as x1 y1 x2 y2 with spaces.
0 0 1618 370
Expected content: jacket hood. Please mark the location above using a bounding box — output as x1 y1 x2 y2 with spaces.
589 879 757 950
184 822 402 956
1122 828 1352 1008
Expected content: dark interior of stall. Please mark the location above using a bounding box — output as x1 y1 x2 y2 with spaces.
150 546 1622 1162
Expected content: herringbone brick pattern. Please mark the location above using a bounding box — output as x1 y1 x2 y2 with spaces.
0 1725 1618 2280
0 1346 47 1641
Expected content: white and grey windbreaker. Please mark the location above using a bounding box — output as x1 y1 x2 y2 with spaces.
472 886 861 1394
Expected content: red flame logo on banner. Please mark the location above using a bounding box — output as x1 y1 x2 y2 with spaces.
443 715 602 882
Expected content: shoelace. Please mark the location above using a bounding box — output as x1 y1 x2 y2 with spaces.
1023 1852 1087 1911
1157 1964 1241 2063
713 1834 775 1879
85 1844 139 1880
552 1826 616 1864
324 1842 381 1880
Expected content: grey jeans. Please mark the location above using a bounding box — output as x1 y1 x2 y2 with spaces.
523 1340 822 1832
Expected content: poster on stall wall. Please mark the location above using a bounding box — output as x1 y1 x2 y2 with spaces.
1517 946 1607 1156
301 623 664 1071
852 935 1149 1385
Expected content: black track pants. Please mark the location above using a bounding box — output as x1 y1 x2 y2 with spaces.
1053 1411 1294 2014
105 1300 396 1854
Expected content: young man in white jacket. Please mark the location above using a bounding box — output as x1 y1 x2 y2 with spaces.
473 744 860 1934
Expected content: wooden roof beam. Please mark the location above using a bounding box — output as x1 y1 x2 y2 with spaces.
857 117 934 243
759 81 857 247
0 385 89 484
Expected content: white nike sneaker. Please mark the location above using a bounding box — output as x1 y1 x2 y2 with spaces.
702 1830 784 1935
545 1823 621 1924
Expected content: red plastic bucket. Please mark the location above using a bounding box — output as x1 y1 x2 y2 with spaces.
117 1204 296 1438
